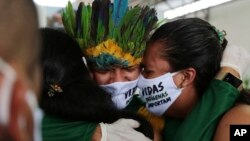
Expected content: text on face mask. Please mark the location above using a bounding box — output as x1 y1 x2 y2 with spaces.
125 86 137 99
148 97 171 108
141 82 164 96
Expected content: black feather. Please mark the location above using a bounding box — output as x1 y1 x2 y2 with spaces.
90 0 100 42
100 0 110 39
76 2 83 37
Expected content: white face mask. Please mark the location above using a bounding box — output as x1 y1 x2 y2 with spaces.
100 78 139 109
0 57 43 141
137 72 183 116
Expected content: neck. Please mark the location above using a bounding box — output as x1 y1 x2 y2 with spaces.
165 86 199 118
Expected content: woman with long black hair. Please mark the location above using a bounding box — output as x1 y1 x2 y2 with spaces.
40 28 154 141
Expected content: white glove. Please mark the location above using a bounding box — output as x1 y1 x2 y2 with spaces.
99 118 152 141
221 45 250 79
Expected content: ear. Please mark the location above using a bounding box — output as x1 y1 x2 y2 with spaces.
180 68 196 87
173 68 196 88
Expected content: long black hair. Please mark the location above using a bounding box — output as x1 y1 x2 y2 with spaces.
148 18 227 95
40 28 153 139
238 89 250 104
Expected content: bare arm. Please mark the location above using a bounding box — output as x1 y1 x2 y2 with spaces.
213 66 244 141
91 125 102 141
213 104 250 141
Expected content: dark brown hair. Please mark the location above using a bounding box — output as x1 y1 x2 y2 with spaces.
148 18 227 95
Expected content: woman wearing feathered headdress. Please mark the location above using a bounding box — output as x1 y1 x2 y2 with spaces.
62 0 164 135
40 28 154 141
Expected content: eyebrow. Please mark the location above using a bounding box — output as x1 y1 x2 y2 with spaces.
122 65 138 69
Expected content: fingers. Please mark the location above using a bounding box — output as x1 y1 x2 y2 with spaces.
100 119 152 141
114 118 140 128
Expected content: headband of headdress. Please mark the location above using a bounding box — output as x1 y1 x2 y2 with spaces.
62 0 158 70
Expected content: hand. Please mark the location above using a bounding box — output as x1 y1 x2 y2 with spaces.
221 45 250 79
100 118 152 141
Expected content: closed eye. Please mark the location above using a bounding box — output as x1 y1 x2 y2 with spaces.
143 70 153 74
123 66 138 72
94 69 110 74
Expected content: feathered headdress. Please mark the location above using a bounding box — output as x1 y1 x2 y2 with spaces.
62 0 158 70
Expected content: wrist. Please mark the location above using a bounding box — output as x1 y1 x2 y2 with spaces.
92 125 103 141
215 67 240 80
215 67 243 91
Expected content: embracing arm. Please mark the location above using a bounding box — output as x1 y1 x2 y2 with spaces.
93 119 152 141
172 66 241 141
91 125 102 141
213 103 250 141
215 67 242 91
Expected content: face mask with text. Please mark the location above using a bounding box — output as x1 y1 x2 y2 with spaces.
137 72 183 116
100 78 139 109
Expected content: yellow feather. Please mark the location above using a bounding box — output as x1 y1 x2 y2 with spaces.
85 39 142 66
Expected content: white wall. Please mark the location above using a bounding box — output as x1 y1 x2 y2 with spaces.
209 0 250 51
36 4 47 27
209 0 250 81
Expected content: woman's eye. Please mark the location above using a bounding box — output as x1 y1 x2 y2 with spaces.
143 69 153 74
95 69 110 74
123 66 138 72
124 68 134 72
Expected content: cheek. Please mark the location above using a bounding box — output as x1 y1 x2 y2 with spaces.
92 72 111 85
124 69 140 80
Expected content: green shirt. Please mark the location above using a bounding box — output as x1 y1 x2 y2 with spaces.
163 79 240 141
42 79 239 141
42 115 97 141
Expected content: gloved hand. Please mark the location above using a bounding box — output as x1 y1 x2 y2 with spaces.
221 45 250 79
99 118 152 141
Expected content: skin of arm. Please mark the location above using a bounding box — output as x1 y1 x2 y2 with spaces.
213 103 250 141
91 125 102 141
213 66 246 141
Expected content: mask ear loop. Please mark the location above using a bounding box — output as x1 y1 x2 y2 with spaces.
82 57 89 70
171 71 185 89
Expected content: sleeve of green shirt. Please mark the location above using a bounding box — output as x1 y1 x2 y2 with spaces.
42 115 98 141
163 79 240 141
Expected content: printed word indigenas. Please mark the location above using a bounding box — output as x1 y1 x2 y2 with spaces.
145 92 168 102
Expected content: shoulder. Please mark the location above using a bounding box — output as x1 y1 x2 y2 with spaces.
221 104 250 123
213 103 250 141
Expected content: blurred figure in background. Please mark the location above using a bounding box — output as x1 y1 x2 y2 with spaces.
0 0 42 141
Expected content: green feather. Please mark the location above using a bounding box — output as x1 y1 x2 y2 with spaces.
62 1 75 37
62 1 158 68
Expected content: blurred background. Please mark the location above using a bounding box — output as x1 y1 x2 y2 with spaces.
34 0 250 88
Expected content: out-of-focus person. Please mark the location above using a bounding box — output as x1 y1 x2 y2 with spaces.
0 0 42 141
